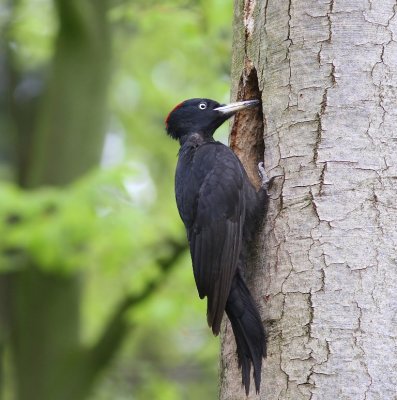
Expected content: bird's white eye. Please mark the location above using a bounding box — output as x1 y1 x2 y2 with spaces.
198 102 207 110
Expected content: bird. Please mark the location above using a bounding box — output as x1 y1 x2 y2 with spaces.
165 97 271 395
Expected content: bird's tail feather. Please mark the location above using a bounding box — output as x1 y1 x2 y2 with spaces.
225 271 266 395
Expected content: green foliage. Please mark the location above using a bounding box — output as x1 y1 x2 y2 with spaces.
7 0 57 68
1 0 232 399
0 166 175 274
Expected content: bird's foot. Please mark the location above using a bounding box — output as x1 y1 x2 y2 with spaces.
258 161 278 191
258 162 269 190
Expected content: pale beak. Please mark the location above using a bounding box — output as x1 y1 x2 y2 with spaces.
214 99 260 116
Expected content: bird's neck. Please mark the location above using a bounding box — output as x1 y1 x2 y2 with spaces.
179 132 214 147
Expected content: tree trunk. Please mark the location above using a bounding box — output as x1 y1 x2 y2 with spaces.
220 1 397 399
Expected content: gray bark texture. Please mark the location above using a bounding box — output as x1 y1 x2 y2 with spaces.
220 1 397 399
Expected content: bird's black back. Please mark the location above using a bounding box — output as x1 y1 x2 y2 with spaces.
175 134 246 334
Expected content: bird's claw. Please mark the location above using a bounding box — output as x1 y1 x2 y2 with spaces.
258 161 279 191
258 162 270 190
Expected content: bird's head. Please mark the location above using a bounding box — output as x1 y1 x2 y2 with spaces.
165 98 260 141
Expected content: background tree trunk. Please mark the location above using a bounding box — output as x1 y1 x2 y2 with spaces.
220 1 397 399
1 2 111 400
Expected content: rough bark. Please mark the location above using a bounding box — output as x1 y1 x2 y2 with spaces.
220 1 397 399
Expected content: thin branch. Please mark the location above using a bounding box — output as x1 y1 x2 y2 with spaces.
68 238 188 399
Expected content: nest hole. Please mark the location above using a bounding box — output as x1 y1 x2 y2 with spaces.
230 65 264 188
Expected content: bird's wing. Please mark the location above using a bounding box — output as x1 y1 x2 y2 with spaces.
186 143 245 335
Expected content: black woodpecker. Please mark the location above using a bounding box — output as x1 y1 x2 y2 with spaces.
165 98 270 395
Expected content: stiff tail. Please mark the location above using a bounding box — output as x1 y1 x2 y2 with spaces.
225 271 267 395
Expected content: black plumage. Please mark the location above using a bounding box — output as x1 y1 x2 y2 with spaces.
165 98 269 395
